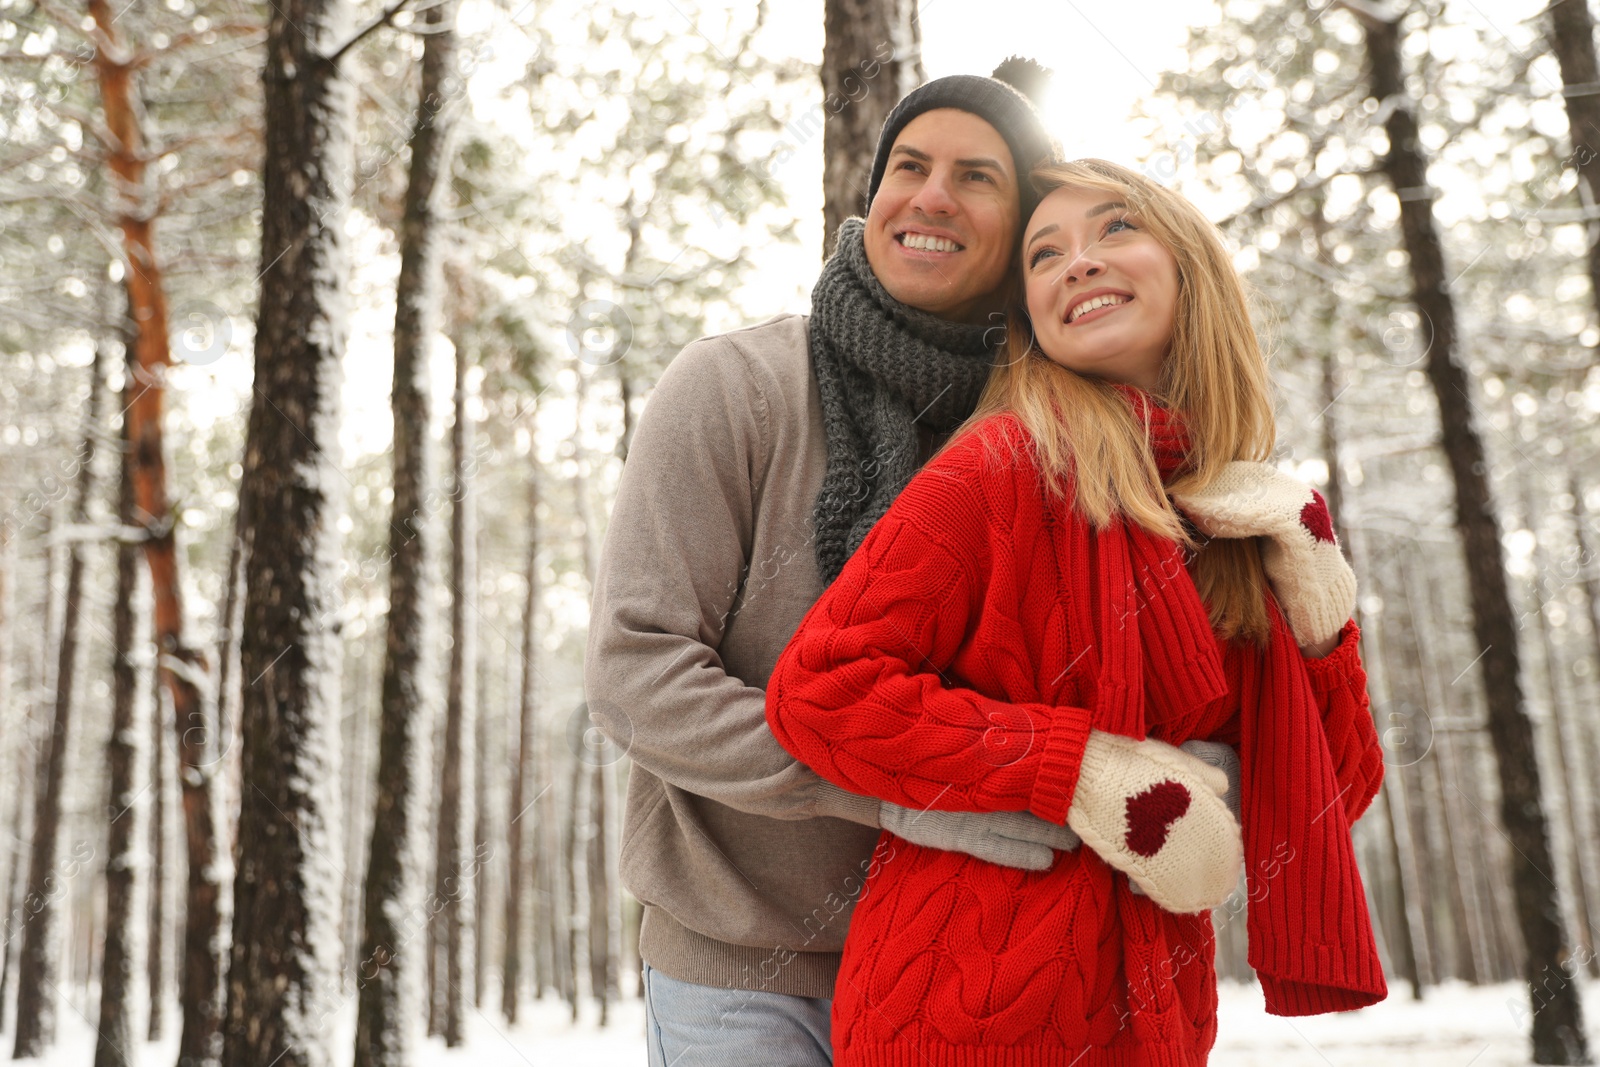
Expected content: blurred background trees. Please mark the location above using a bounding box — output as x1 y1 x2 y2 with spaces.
3 0 1600 1063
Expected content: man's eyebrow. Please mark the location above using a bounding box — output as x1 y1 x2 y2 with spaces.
1026 223 1059 251
955 156 1008 174
889 146 1010 177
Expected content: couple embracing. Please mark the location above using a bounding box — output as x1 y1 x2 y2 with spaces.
588 61 1387 1067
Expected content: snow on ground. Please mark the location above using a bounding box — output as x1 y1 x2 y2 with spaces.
1212 978 1598 1067
19 978 1600 1064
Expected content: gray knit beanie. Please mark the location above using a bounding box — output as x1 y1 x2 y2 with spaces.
865 61 1059 222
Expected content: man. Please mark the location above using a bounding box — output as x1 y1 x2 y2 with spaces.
586 70 1063 1065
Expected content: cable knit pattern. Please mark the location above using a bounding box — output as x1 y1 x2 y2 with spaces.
765 404 1386 1067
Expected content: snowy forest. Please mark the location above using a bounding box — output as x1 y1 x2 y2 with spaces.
3 0 1600 1063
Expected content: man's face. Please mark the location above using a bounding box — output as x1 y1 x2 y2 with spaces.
863 109 1021 325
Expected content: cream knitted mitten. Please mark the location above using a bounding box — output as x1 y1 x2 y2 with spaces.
1067 731 1243 914
1170 461 1356 648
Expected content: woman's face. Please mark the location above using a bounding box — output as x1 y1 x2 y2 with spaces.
1021 184 1179 393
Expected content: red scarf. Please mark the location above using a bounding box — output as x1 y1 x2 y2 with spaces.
1090 383 1387 1012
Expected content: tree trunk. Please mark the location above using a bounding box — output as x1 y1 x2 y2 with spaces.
0 729 30 1036
1519 472 1600 974
503 459 541 1023
13 317 106 1059
434 313 476 1046
1570 476 1600 931
570 363 620 1020
1540 0 1600 981
353 1 458 1062
1352 7 1590 1060
85 3 232 1060
96 337 149 1067
0 508 14 985
1400 552 1485 983
586 757 621 1022
223 0 355 1060
214 497 247 858
536 691 562 1003
343 634 377 991
1545 0 1600 336
471 520 492 1013
1351 546 1432 997
821 0 924 255
146 636 168 1042
563 752 584 1021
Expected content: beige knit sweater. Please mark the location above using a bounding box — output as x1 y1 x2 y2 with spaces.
587 313 946 998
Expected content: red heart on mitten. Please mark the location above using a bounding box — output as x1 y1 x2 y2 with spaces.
1124 781 1192 857
1299 490 1337 543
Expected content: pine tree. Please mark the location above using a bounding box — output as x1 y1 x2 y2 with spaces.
224 0 357 1060
11 270 105 1059
353 0 460 1063
96 305 147 1067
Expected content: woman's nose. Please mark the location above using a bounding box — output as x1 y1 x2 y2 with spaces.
1063 249 1104 284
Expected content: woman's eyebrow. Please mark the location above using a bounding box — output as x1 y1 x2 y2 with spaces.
1086 201 1128 217
1026 223 1059 251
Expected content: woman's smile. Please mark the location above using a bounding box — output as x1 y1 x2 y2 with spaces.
1064 288 1135 325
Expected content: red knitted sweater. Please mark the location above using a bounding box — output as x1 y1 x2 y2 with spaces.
765 401 1386 1067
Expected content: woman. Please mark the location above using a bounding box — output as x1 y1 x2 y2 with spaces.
765 159 1387 1066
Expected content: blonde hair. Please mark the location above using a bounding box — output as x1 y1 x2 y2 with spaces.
958 159 1277 643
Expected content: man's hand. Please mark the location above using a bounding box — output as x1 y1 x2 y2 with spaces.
880 804 1081 871
1178 739 1240 820
1067 731 1242 913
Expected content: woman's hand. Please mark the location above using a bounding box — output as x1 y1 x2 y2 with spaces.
1170 461 1356 650
1066 731 1242 914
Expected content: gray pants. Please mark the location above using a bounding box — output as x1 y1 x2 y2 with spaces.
642 962 832 1066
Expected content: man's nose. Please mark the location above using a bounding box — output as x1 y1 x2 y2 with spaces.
909 166 958 216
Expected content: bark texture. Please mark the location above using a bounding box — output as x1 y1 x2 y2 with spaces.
223 0 354 1061
354 0 459 1061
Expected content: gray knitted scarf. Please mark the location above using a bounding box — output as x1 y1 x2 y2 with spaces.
809 217 998 585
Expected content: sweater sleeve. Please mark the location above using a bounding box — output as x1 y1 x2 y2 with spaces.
584 333 875 825
1300 619 1383 826
764 451 1095 825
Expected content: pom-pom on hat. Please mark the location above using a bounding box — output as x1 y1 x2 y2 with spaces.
865 57 1059 221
